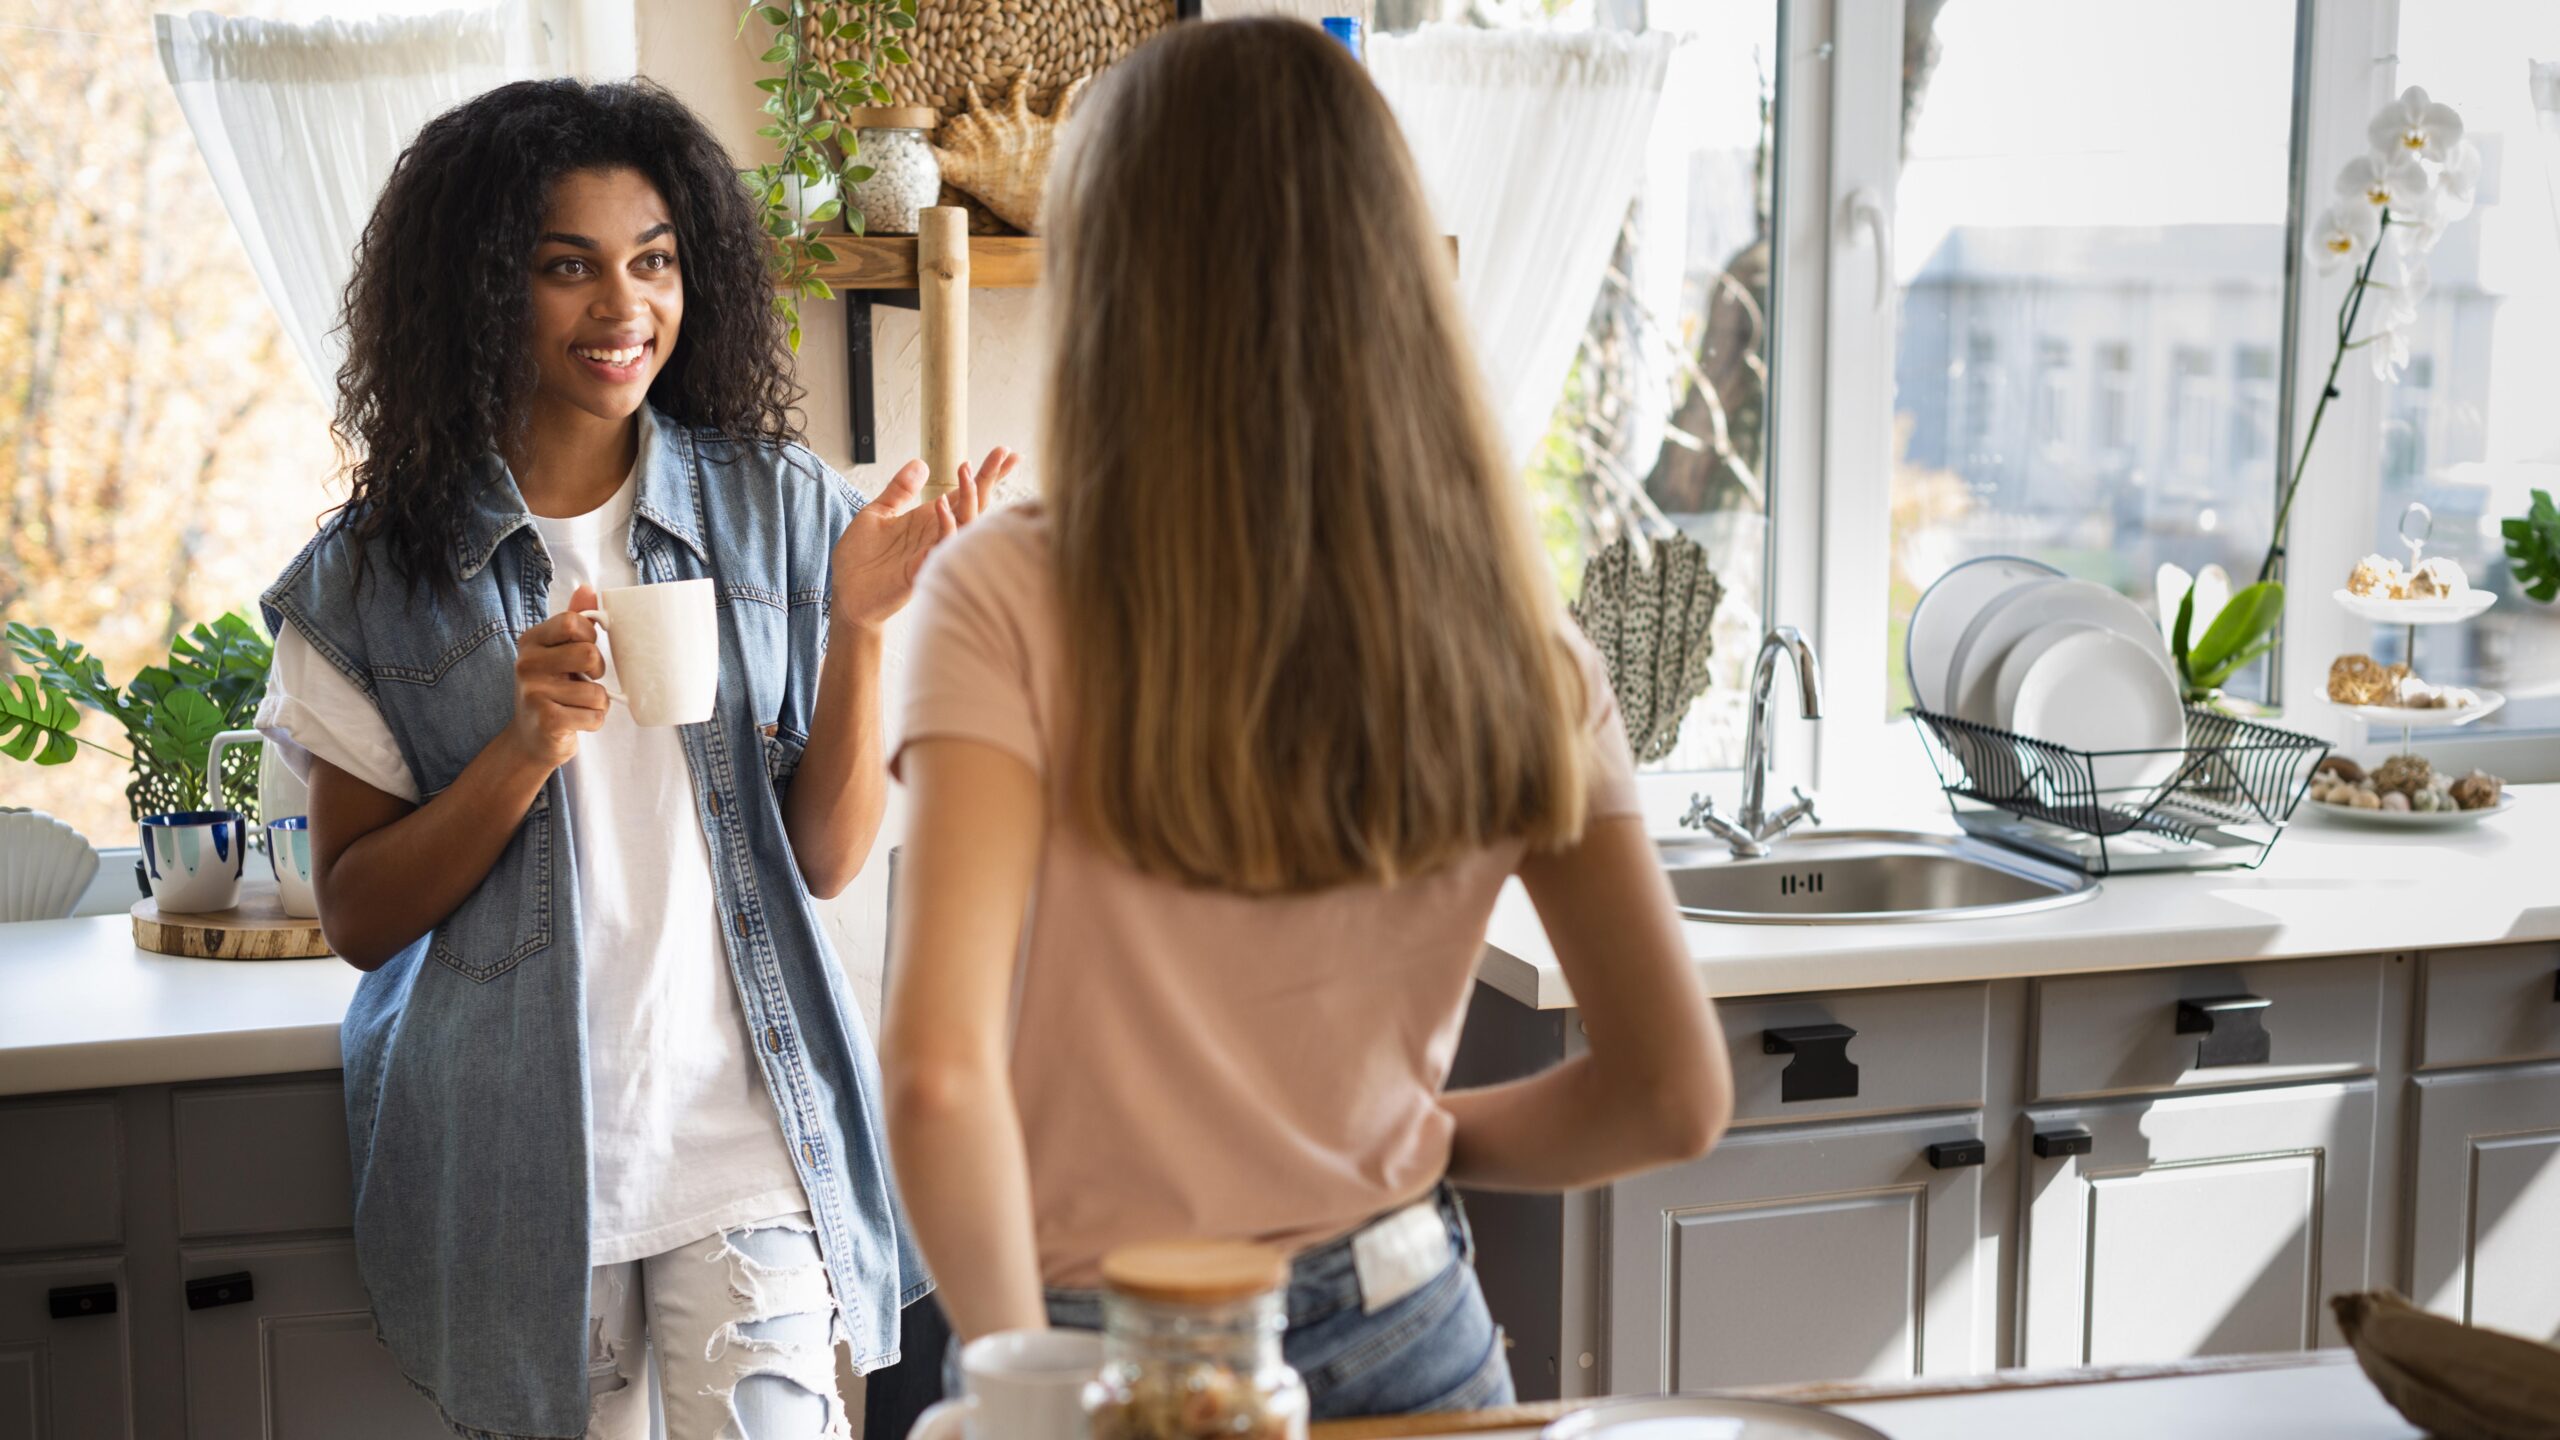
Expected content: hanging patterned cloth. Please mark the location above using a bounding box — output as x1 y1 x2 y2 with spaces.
1571 531 1724 764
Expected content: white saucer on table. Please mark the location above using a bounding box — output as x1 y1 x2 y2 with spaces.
2302 790 2515 827
1947 579 2173 729
1906 555 2063 714
2010 627 2188 795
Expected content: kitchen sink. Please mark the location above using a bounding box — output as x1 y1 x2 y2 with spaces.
1660 829 2099 924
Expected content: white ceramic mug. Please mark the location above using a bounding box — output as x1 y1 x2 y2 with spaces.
139 810 250 913
575 578 719 727
909 1328 1105 1440
267 816 318 918
204 728 309 822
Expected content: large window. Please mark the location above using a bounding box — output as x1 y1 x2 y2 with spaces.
1882 0 2301 715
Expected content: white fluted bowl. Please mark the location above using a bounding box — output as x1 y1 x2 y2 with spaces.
0 809 100 921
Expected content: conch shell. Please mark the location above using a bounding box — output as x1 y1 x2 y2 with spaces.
930 73 1087 235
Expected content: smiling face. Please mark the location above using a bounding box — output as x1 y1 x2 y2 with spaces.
526 167 683 425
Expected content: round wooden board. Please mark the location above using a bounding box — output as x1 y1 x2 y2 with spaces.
132 876 330 960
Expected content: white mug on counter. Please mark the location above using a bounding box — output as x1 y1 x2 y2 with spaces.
139 810 250 913
268 816 318 918
910 1328 1105 1440
576 578 719 727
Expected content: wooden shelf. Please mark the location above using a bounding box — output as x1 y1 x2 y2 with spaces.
814 234 1041 290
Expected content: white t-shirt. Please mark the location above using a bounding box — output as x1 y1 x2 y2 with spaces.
257 448 808 1265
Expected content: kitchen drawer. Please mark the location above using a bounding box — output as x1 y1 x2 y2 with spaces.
174 1077 354 1238
1719 983 1987 1126
0 1096 121 1254
2418 944 2560 1069
2030 954 2384 1102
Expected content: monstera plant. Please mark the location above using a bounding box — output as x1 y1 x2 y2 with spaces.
1 612 271 824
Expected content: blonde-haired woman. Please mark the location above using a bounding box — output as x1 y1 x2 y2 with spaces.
883 16 1732 1420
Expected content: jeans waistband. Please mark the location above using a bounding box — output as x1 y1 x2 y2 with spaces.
1047 1183 1471 1332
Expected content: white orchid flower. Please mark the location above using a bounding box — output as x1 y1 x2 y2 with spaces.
2431 139 2484 225
2310 200 2381 271
2336 153 2434 218
2369 84 2465 163
2375 241 2430 331
2534 60 2560 125
2368 322 2413 383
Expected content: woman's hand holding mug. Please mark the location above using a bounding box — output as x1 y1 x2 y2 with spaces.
507 583 611 771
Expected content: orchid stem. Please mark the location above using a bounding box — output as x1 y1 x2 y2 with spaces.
2264 210 2392 585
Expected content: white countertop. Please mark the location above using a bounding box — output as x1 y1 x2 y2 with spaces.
0 916 358 1097
4 786 2554 1095
1478 783 2560 1009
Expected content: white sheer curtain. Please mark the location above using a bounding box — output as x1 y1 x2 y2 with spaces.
1371 25 1677 468
154 1 636 395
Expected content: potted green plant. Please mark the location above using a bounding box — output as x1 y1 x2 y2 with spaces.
2162 86 2481 705
1 612 273 824
738 0 919 350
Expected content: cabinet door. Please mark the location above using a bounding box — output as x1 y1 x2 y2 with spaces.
2019 1082 2374 1367
1607 1113 1986 1393
2410 1063 2560 1341
180 1240 449 1440
0 1258 132 1440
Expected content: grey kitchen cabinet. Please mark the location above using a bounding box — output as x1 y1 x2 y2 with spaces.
0 1256 133 1440
0 1077 446 1440
2016 1081 2376 1367
2408 1062 2560 1342
179 1238 448 1440
1605 1111 1988 1394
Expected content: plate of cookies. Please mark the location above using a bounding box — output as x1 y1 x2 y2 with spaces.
2325 653 2505 728
2334 552 2495 624
2303 754 2512 827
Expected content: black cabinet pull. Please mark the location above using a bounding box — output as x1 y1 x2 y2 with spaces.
2176 994 2273 1068
2033 1128 2094 1159
1763 1023 1858 1102
49 1283 117 1320
1926 1138 1986 1170
186 1272 255 1311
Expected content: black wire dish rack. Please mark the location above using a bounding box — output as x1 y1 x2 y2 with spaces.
1908 706 2332 875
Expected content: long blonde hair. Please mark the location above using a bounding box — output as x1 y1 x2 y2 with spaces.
1041 17 1589 893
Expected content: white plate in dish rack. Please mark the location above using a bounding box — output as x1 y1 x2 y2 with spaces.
1943 580 2170 730
1906 555 2062 714
1543 1395 1890 1439
2009 628 2187 795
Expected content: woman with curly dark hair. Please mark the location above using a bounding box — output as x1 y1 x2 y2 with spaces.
252 78 1007 1439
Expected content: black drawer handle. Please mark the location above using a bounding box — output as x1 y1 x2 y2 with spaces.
1763 1023 1858 1102
49 1283 117 1320
2033 1128 2094 1159
1926 1138 1985 1170
186 1272 255 1311
2176 994 2272 1068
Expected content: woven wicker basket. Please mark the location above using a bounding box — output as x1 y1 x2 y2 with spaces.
808 0 1178 121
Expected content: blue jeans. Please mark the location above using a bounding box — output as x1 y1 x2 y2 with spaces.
1039 1187 1515 1423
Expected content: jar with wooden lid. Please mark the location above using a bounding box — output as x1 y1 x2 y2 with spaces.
1084 1241 1309 1440
843 105 940 236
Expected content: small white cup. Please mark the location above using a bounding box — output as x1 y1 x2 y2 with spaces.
909 1328 1104 1440
575 578 719 727
139 810 250 914
267 816 318 918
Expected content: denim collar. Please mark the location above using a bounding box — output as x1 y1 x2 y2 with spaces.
453 406 706 580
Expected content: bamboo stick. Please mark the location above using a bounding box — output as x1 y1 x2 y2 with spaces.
918 206 969 502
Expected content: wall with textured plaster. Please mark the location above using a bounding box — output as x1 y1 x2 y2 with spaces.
641 4 1050 1036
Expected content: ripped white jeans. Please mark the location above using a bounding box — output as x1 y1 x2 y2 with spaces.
587 1211 852 1440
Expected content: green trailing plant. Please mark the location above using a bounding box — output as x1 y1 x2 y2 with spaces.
3 612 272 823
738 0 918 351
2503 488 2560 604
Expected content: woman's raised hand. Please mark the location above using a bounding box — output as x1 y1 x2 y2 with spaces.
829 446 1020 631
505 582 611 771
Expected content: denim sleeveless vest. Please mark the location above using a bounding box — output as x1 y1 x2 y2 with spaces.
261 407 928 1439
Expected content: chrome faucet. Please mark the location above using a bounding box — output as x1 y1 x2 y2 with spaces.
1683 627 1825 858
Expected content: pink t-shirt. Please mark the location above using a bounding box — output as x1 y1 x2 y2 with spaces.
893 506 1643 1286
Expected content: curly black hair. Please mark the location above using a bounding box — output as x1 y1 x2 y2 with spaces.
332 78 799 597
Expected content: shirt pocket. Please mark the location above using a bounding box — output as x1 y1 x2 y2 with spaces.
428 789 556 983
759 722 809 796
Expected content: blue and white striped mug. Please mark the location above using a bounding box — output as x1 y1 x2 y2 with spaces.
267 816 318 919
138 810 249 914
